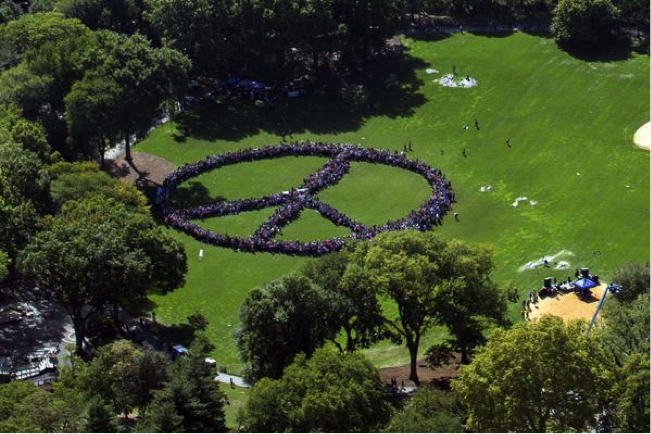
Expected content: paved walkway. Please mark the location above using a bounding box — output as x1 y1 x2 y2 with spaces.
215 373 250 388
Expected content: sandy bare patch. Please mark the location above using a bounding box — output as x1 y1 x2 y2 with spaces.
529 283 608 323
633 122 650 150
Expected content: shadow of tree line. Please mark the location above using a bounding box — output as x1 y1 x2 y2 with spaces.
172 52 430 144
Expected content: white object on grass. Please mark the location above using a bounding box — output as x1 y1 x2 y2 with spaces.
512 196 528 207
480 185 493 192
425 68 439 74
199 249 204 259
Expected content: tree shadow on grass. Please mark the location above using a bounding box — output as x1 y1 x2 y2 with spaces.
168 180 226 209
467 30 514 38
409 33 453 43
151 322 197 348
173 52 430 143
557 36 647 63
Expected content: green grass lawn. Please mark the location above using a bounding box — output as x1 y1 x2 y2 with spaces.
220 384 248 431
138 32 649 373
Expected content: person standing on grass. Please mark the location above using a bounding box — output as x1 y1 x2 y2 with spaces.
506 138 512 148
462 148 467 158
475 119 480 130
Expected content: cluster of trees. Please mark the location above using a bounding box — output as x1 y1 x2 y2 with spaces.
0 0 643 168
0 12 190 163
3 0 403 84
237 231 508 385
0 13 190 346
453 262 650 433
238 246 651 433
0 139 188 353
0 336 227 433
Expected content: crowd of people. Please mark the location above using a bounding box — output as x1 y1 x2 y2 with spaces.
157 141 455 256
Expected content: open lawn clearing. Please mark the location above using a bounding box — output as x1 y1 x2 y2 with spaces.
139 32 649 372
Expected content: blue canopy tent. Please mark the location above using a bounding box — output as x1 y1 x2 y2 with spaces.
226 77 243 87
573 277 598 297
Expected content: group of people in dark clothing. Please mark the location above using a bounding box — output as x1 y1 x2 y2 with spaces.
157 141 455 256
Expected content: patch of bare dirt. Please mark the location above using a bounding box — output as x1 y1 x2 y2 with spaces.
379 353 462 389
105 152 175 189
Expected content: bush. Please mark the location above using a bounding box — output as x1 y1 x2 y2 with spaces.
611 261 650 303
385 386 463 433
238 348 389 432
552 0 620 48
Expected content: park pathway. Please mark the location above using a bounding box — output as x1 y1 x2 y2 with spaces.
215 373 251 388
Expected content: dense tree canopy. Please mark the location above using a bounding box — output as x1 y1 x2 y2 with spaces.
612 353 650 433
55 0 145 34
85 30 190 161
236 274 340 382
385 386 464 433
47 161 149 214
18 196 186 352
301 248 386 352
452 315 614 432
66 340 169 417
611 261 650 303
0 249 8 283
0 123 49 261
602 291 650 365
136 335 227 433
0 380 86 432
552 0 620 48
239 348 388 433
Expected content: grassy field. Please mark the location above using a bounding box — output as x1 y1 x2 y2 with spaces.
137 32 649 373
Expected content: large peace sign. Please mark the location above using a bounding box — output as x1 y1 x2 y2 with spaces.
157 142 455 256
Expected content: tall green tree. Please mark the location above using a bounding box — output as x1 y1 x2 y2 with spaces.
88 30 190 162
84 396 118 433
612 353 650 433
55 0 144 34
0 12 89 58
611 261 650 303
385 386 464 433
452 315 614 432
0 0 22 26
64 72 121 168
137 335 227 433
0 129 49 261
239 348 389 433
47 161 149 214
145 0 230 76
236 274 340 382
0 380 86 432
73 340 169 417
18 196 186 352
552 0 620 48
18 201 148 352
0 12 97 154
346 231 506 384
601 291 649 366
302 249 386 352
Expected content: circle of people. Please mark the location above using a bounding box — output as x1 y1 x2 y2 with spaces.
157 142 455 256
